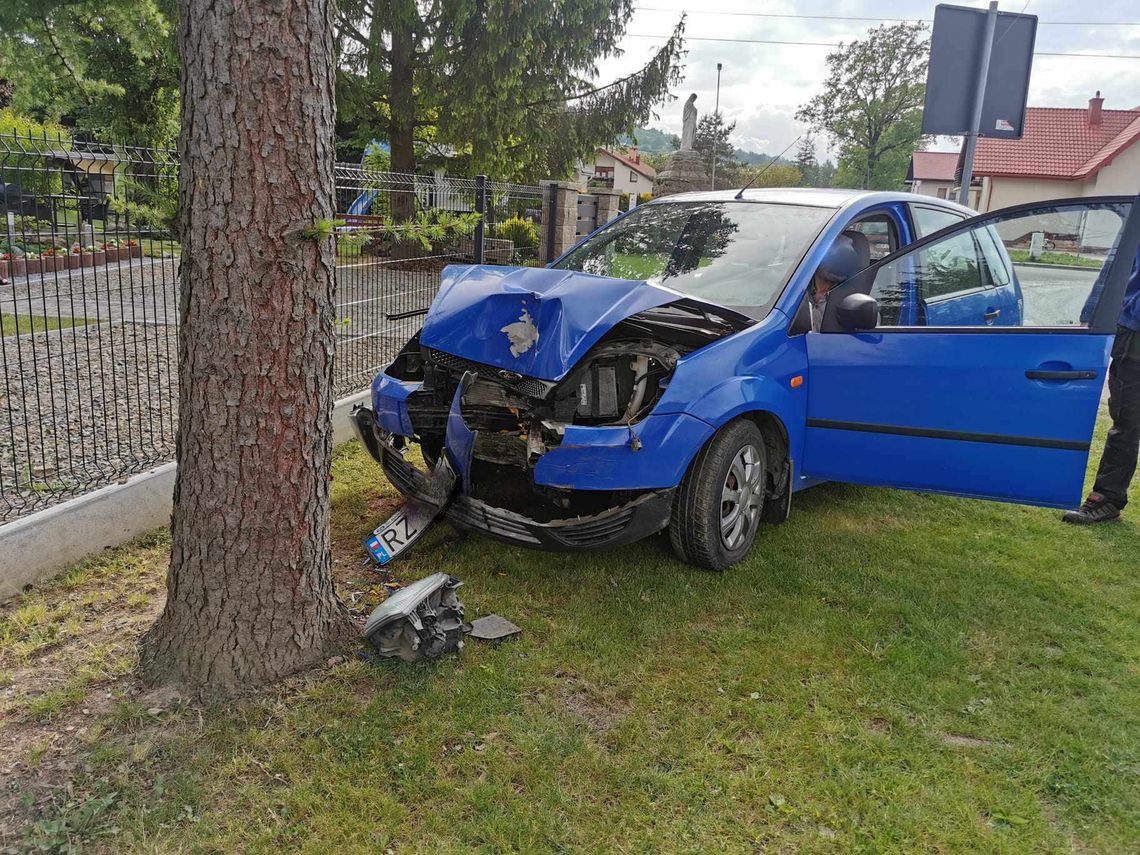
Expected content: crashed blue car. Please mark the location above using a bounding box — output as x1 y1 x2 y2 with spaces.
354 188 1140 569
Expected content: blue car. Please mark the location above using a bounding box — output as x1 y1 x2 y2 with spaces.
354 188 1140 569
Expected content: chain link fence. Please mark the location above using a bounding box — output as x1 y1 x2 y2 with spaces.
1 133 544 522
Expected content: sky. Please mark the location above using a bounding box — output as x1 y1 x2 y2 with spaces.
593 0 1140 160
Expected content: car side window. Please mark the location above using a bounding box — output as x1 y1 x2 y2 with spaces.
846 201 1132 329
845 214 897 261
910 204 967 238
976 225 1011 287
873 231 988 325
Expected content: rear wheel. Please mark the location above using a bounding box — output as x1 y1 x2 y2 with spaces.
669 419 767 571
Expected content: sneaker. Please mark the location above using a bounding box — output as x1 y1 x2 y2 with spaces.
1062 493 1122 525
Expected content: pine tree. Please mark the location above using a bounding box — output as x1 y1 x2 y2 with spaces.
794 135 819 186
694 113 738 190
139 0 354 694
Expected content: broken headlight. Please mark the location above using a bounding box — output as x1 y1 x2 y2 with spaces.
551 340 680 426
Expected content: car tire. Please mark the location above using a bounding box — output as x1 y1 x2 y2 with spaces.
669 419 767 571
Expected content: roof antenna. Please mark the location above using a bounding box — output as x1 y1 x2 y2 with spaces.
735 134 803 199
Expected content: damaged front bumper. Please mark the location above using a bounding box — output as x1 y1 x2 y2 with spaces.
352 405 674 551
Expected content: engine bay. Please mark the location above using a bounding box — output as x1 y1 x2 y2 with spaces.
386 300 753 516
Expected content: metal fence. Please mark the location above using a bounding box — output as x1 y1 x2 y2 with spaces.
0 132 544 522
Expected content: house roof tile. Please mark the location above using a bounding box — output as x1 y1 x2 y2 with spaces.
599 148 657 179
971 106 1140 180
907 151 959 182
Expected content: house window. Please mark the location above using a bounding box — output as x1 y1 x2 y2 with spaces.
630 170 638 183
936 187 948 199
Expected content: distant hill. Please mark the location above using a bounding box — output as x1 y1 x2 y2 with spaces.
617 127 792 166
735 149 791 166
619 127 679 154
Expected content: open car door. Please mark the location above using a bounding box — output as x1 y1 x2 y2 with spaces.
803 196 1140 508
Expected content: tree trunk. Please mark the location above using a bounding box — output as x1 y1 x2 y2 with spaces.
387 0 417 224
139 0 354 694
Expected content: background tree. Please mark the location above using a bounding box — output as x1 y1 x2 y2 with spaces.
335 0 685 191
139 0 353 693
795 23 928 190
0 0 179 146
693 112 738 189
739 162 802 189
640 151 672 173
793 135 819 186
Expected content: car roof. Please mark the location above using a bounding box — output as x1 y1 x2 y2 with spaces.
646 186 975 217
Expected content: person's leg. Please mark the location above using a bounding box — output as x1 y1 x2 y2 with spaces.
1065 329 1140 523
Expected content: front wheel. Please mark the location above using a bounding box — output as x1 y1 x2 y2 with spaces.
669 420 767 571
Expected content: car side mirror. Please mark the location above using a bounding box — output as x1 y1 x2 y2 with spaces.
836 292 878 331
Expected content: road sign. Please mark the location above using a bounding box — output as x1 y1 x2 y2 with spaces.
922 3 1037 206
923 3 1038 139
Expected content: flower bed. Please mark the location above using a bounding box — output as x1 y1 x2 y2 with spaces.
0 240 146 279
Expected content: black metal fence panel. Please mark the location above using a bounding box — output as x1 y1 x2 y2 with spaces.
1 133 543 522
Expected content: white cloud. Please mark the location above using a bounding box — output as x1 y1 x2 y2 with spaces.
595 0 1140 159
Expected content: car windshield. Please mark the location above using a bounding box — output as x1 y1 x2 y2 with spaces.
552 200 833 316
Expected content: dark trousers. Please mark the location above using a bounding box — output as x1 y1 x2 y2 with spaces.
1092 327 1140 509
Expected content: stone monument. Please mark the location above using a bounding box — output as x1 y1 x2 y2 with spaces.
652 93 709 197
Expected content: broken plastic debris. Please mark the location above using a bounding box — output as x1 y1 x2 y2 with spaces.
468 614 522 642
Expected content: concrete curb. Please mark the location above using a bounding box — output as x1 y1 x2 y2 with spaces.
0 388 371 600
1012 261 1102 272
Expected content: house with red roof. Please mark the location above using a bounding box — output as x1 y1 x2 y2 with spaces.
905 151 959 199
959 92 1140 212
584 147 657 195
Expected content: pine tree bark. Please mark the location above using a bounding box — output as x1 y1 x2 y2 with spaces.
139 0 354 694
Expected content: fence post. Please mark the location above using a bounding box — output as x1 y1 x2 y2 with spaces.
474 173 486 264
593 188 621 228
540 181 578 264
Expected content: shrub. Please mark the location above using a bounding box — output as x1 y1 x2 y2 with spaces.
494 215 538 250
0 109 68 200
637 192 653 205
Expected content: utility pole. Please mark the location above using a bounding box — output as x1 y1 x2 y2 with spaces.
958 1 998 207
711 62 722 191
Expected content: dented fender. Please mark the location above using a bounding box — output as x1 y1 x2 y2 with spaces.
532 413 715 490
371 371 419 436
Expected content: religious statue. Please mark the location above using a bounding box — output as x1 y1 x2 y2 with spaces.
680 93 697 151
653 92 709 197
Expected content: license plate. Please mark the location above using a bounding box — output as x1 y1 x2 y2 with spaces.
364 499 445 565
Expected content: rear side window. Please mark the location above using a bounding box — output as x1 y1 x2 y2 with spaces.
846 215 897 260
976 226 1011 287
911 205 966 238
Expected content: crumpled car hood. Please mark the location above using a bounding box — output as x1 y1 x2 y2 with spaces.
419 265 688 382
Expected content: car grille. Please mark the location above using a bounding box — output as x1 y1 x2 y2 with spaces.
448 498 543 544
548 506 637 547
425 348 555 399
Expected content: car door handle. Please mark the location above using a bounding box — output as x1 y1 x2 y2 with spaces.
983 308 1001 324
1025 369 1098 381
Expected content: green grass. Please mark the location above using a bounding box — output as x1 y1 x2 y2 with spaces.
140 237 180 258
1008 249 1104 268
0 313 87 338
8 415 1140 852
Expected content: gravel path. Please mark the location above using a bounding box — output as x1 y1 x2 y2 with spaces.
1 322 178 521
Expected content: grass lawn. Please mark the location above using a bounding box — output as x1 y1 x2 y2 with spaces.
0 313 87 338
140 238 181 258
1008 249 1104 269
2 411 1139 851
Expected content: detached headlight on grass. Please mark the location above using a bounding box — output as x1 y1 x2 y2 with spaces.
363 573 467 662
